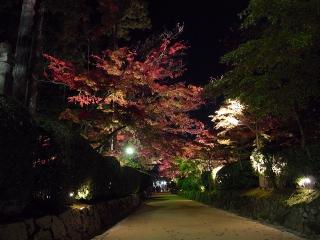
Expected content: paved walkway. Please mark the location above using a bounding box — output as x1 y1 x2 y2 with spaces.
90 193 304 240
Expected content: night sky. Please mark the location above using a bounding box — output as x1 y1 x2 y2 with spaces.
147 0 249 86
147 0 249 124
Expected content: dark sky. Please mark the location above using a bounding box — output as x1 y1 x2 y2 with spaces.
147 0 249 86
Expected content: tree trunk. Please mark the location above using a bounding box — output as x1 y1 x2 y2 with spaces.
12 0 36 105
293 105 306 148
26 0 44 116
95 125 126 151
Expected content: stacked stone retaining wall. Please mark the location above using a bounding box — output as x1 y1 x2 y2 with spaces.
179 190 320 239
0 194 141 240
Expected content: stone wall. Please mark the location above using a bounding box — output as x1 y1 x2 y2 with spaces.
231 195 320 238
179 190 320 239
0 194 141 240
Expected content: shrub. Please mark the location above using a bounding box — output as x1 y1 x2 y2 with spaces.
253 145 320 188
275 145 320 188
215 160 259 190
91 156 122 199
120 166 141 195
200 171 214 191
177 174 200 191
34 118 95 206
0 95 38 204
139 171 153 194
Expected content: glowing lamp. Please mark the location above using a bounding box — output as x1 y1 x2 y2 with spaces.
125 146 135 155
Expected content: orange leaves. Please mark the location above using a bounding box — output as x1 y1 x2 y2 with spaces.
94 48 128 76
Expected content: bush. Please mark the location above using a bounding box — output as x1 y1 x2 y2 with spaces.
177 174 200 191
0 95 38 204
254 145 320 188
215 160 259 190
91 156 122 199
274 145 320 188
200 171 214 191
33 118 96 206
120 166 141 196
139 171 153 195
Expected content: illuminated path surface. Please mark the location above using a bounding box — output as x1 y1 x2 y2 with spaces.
90 193 304 240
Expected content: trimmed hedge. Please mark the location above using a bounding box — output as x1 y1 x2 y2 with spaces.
33 118 97 207
121 166 141 195
0 95 152 219
0 95 38 203
91 156 122 199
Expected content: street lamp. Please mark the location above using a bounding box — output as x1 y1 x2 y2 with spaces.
125 146 135 155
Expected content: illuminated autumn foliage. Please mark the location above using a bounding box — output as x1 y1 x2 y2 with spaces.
44 28 205 168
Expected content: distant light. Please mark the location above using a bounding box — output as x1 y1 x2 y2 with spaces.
69 192 74 197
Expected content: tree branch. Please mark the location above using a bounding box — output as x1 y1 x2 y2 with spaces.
94 125 126 150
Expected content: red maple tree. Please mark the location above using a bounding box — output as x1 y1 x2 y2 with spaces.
44 27 205 168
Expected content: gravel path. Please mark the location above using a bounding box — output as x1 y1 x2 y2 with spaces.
90 193 304 240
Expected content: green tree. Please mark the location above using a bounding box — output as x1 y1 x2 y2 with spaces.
43 0 150 63
204 0 320 148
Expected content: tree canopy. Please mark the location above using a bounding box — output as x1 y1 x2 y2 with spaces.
204 0 320 148
44 25 205 168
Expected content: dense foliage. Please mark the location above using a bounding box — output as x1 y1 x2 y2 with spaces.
215 160 258 190
43 25 204 169
204 0 320 148
0 96 152 219
196 0 320 192
0 95 38 202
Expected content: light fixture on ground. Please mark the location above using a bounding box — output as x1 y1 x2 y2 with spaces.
298 177 314 189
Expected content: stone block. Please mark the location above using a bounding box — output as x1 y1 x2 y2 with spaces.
284 208 303 232
59 208 82 239
35 215 52 230
80 213 90 233
51 216 66 239
87 206 101 235
33 228 52 240
0 222 28 240
24 218 36 237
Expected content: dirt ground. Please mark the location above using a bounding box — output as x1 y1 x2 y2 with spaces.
90 193 305 240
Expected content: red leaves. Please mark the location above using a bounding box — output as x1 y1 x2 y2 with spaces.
43 36 205 167
68 93 103 107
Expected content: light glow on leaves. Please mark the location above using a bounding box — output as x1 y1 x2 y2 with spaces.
44 31 204 169
210 99 245 138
